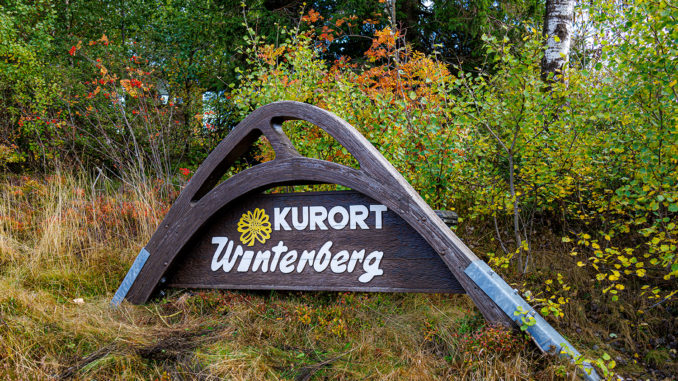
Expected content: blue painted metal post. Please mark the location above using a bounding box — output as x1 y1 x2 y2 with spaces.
465 260 601 381
111 248 150 307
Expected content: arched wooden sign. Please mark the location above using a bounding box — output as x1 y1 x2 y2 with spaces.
114 101 511 324
112 101 600 380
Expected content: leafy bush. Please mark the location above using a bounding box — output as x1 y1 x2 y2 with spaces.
230 5 676 331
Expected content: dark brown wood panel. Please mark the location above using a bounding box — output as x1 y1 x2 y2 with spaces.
168 191 464 293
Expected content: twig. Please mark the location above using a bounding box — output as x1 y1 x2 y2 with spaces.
294 348 357 381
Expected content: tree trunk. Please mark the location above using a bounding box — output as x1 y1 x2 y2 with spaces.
541 0 575 81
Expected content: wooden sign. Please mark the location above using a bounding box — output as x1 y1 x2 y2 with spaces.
112 100 513 327
168 190 463 293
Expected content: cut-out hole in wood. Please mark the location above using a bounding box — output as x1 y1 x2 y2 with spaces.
278 120 361 170
192 132 275 202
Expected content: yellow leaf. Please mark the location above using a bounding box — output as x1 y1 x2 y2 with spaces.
577 261 585 267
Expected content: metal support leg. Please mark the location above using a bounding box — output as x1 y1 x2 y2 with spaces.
465 260 601 381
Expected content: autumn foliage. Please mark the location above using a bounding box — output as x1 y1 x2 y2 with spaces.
1 1 676 378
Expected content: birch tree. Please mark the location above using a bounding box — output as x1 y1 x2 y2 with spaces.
541 0 575 81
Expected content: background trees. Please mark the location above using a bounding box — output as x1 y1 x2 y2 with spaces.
0 1 676 376
0 0 547 174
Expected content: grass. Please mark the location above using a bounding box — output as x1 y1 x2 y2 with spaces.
0 173 673 379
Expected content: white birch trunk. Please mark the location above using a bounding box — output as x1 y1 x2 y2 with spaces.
542 0 575 81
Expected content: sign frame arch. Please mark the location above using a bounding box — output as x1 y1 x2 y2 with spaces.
115 100 509 324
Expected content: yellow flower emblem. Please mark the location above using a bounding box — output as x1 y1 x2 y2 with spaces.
237 208 272 246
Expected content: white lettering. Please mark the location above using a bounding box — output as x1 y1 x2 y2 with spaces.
349 205 369 229
291 206 308 230
309 206 328 230
297 250 315 272
251 250 271 272
210 237 229 271
237 250 254 272
274 207 291 231
348 249 365 272
359 251 384 283
276 204 387 231
330 250 349 273
270 241 287 271
211 237 242 272
279 250 298 273
313 241 333 271
327 206 349 229
209 237 384 283
370 205 387 229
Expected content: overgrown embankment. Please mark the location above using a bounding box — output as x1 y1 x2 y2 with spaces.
1 174 675 379
0 174 567 379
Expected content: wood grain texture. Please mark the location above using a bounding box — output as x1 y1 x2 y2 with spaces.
122 101 513 327
167 191 464 293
